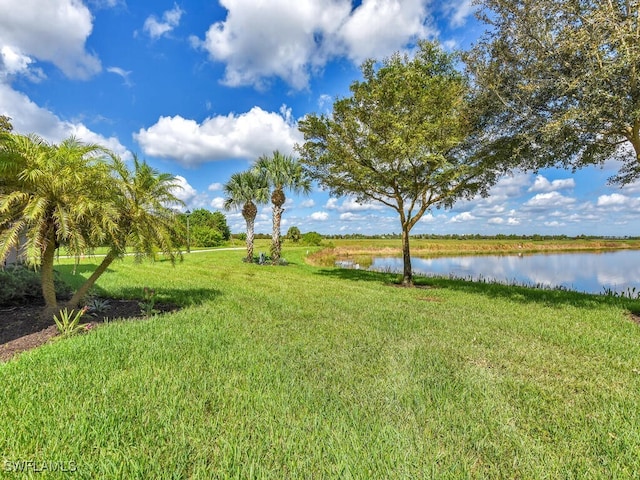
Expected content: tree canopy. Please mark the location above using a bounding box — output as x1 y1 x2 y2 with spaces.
286 226 301 243
186 208 231 245
0 115 12 134
465 0 640 184
298 41 499 285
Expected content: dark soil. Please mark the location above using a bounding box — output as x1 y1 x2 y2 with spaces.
0 300 178 362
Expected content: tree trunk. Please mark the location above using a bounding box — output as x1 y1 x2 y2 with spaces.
246 216 255 263
401 226 413 287
271 204 283 265
40 232 58 316
66 251 117 308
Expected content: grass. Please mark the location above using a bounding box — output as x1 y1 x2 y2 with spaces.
2 247 640 478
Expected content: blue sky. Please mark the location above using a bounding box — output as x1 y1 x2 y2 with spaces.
1 0 639 237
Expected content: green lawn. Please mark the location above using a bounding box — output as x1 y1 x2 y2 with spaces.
2 248 640 478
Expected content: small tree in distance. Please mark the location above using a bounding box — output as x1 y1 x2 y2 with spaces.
298 41 501 286
286 226 301 243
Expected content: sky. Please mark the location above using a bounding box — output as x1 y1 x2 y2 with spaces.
1 0 639 237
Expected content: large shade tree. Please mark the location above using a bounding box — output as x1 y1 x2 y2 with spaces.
465 0 640 184
0 135 117 314
298 41 500 286
223 170 269 262
254 151 311 265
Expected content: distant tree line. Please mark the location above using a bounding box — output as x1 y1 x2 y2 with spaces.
321 233 638 241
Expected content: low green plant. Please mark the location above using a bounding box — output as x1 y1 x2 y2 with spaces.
85 297 111 315
603 286 640 299
138 286 158 317
302 231 323 246
53 307 88 336
0 266 72 306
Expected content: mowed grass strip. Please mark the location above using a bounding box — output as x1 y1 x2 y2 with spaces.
1 248 639 478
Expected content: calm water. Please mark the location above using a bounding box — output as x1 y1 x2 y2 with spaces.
366 250 640 295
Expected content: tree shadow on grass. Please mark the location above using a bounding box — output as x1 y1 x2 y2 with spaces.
114 287 222 308
54 264 222 308
315 267 640 314
54 264 116 290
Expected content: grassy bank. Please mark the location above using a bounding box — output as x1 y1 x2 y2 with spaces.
1 248 640 478
308 237 640 266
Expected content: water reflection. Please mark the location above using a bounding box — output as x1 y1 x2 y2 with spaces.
367 251 640 295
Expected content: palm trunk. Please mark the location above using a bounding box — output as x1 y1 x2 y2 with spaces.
271 204 283 265
40 232 58 316
66 250 117 308
401 227 413 287
246 216 255 263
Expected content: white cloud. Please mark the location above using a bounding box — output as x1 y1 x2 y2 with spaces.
172 176 198 204
310 211 329 221
0 46 45 82
597 193 627 207
0 83 129 158
487 215 521 226
417 213 437 224
488 172 532 201
339 212 359 221
318 94 332 110
135 105 302 166
529 175 576 193
449 212 477 223
211 197 226 209
338 0 432 63
445 0 476 28
544 221 565 227
522 192 576 211
143 5 184 40
300 199 315 208
107 66 133 86
208 182 223 192
325 196 383 212
596 193 640 211
0 0 100 80
621 179 640 194
192 0 435 90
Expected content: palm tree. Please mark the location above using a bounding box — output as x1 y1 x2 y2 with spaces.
66 155 185 308
254 151 311 265
0 134 116 314
223 170 269 263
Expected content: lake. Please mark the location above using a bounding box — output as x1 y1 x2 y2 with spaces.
357 250 640 295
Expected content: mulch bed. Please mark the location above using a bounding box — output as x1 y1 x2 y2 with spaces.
0 300 178 362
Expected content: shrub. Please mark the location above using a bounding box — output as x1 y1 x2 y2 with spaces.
302 232 323 246
287 226 301 243
190 226 224 247
0 266 72 306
